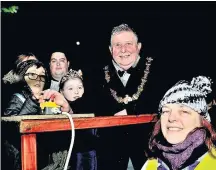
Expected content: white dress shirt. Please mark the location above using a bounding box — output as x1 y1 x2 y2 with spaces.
50 80 60 91
112 56 140 87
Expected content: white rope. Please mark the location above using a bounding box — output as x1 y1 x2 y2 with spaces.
61 112 75 170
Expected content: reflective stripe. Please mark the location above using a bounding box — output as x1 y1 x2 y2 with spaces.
145 159 157 170
196 148 216 170
14 93 26 103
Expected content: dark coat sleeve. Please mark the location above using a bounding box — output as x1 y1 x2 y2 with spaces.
4 94 41 116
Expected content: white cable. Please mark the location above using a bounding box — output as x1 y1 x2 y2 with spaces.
61 112 75 170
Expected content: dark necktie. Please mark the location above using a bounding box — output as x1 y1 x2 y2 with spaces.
118 70 125 77
117 67 134 77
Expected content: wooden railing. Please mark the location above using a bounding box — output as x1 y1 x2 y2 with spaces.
2 114 157 170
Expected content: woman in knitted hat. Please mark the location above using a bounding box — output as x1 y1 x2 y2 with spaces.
142 76 216 170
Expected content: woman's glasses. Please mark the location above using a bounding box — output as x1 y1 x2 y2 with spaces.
25 73 46 82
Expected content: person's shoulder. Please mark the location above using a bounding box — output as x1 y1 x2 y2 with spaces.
136 56 158 82
196 149 216 169
13 93 26 103
136 56 156 71
6 93 26 105
102 61 115 72
208 147 216 159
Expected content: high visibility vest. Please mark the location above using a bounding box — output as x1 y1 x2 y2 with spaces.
144 148 216 170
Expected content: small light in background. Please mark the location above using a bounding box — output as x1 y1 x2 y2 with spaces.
76 41 80 45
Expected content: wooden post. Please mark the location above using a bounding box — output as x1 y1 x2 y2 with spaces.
21 134 37 170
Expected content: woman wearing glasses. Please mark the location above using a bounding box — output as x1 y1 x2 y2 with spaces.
2 59 50 170
4 59 49 116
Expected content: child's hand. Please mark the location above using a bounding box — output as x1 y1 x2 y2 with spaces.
39 89 72 113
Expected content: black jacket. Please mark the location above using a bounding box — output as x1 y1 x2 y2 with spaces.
4 91 41 116
2 91 43 170
68 96 98 152
94 56 165 116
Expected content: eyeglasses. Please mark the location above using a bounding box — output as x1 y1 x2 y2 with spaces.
25 73 46 82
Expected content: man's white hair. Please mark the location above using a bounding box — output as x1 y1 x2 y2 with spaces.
110 23 139 46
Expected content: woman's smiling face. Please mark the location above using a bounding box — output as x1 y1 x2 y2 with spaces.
161 103 201 144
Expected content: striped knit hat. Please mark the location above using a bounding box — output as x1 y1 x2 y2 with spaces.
159 76 212 121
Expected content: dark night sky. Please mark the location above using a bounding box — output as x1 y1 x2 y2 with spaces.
1 1 216 110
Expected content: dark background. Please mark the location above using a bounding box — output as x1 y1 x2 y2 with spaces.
2 1 216 112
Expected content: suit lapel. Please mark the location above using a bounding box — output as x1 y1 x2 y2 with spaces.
105 57 150 98
125 57 146 94
108 63 126 96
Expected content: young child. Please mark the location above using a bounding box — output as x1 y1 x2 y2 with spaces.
59 69 97 170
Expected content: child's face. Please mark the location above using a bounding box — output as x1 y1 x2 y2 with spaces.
61 78 84 101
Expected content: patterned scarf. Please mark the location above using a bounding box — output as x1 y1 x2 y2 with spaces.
153 128 206 170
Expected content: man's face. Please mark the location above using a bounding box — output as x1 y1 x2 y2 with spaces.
109 31 141 70
50 52 69 81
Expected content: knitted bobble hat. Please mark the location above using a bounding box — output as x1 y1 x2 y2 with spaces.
159 76 212 121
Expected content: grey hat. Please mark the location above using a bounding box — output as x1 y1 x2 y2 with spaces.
159 76 212 121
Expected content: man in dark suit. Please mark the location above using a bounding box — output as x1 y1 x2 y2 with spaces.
95 24 164 170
